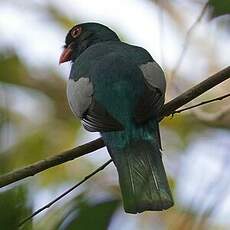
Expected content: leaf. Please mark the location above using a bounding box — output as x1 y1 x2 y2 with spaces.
208 0 230 18
57 198 120 230
0 186 32 230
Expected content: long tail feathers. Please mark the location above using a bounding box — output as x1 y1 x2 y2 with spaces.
108 140 173 213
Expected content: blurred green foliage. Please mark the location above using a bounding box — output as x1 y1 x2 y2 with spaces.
56 197 120 230
0 186 32 229
208 0 230 18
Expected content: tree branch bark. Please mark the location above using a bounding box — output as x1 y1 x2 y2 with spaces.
0 138 105 188
0 66 229 189
160 66 230 117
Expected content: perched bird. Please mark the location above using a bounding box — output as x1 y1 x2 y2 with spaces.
59 22 173 213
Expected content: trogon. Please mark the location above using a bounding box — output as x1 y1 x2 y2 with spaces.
59 22 174 213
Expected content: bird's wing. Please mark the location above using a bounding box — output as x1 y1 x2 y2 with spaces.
82 97 124 132
134 61 166 123
67 77 123 132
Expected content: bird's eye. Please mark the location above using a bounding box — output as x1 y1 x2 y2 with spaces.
71 27 82 38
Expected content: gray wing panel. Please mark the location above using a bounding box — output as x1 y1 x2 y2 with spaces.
139 61 166 94
67 77 123 132
67 77 93 118
135 61 166 123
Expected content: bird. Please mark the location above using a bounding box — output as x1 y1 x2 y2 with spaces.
59 22 174 214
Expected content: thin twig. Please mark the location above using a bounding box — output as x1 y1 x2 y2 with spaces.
18 159 113 228
172 93 230 114
0 66 229 189
170 2 209 80
160 66 230 118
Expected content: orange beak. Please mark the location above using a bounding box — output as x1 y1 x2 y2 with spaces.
59 45 73 64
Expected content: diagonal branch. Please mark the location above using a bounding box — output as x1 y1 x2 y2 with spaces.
172 92 230 115
160 66 230 118
0 66 229 189
0 138 105 188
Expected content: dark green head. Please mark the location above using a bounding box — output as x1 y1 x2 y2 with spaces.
59 22 120 64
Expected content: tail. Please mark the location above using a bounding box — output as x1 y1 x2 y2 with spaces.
108 140 174 214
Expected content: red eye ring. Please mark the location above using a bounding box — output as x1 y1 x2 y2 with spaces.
71 27 82 38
